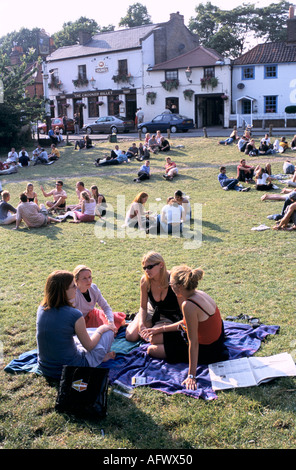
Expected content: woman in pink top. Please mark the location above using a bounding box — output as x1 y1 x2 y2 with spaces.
69 191 96 223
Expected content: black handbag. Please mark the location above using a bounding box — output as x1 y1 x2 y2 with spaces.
55 366 109 418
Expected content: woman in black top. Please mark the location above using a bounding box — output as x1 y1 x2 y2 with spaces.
125 251 182 343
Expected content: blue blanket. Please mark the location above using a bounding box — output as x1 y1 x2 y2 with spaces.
4 321 279 400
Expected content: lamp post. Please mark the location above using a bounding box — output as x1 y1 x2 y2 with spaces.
42 60 51 135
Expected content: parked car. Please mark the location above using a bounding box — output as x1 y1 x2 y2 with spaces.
82 116 134 134
138 113 194 134
38 117 75 134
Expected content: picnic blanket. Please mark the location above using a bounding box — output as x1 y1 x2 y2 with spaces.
4 321 280 400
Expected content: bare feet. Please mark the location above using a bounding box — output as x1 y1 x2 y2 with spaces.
102 351 116 362
261 194 268 201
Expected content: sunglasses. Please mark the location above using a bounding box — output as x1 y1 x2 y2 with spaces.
143 263 160 271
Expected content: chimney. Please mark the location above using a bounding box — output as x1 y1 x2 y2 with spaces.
169 12 184 23
287 6 296 43
10 46 23 65
78 30 92 45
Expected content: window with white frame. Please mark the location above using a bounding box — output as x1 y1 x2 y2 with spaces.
204 66 215 78
78 65 87 80
165 70 178 80
242 66 255 80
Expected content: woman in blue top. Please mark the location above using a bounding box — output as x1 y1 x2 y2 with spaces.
36 270 116 379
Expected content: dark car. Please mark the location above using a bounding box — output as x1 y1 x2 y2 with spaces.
82 116 134 134
138 113 194 134
38 117 75 134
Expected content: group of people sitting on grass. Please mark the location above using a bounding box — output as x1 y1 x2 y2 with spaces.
94 131 171 167
0 179 191 233
0 180 107 228
37 251 227 390
123 189 191 235
219 126 294 156
0 144 62 173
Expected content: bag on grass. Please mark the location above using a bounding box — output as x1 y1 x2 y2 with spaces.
55 366 109 418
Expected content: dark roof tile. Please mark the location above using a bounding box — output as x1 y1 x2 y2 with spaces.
234 42 296 65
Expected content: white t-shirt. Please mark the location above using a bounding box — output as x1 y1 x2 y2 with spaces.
162 204 183 224
257 173 269 185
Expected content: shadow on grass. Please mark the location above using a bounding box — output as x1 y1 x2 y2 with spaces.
1 223 64 240
44 375 193 449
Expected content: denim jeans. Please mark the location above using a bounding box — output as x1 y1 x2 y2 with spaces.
221 178 240 191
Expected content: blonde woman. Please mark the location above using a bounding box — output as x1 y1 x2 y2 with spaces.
73 264 125 329
69 191 96 223
142 265 226 390
125 251 182 342
24 183 38 204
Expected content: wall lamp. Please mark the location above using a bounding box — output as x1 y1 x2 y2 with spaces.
90 77 96 88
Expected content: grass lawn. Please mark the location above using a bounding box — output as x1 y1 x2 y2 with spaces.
1 133 296 450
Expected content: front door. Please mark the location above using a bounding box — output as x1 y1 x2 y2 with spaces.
195 95 223 127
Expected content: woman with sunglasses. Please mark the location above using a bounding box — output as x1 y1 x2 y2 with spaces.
142 265 226 390
36 270 117 379
125 251 182 342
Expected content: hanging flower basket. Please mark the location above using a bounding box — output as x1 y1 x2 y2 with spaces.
221 94 229 101
72 78 89 88
76 101 86 108
64 103 70 108
96 101 104 106
112 99 123 104
146 92 157 104
112 74 132 84
200 77 218 89
183 89 194 101
161 79 179 92
48 77 62 90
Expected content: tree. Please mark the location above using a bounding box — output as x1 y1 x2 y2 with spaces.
0 49 43 146
52 17 100 48
0 27 42 61
188 1 292 58
119 3 152 28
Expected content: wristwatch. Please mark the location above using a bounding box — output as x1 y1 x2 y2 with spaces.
188 374 196 380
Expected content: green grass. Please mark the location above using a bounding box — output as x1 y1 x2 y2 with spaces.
1 135 296 449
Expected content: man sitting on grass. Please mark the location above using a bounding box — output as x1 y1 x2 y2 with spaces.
14 193 61 229
0 190 17 225
48 144 60 162
218 166 250 192
40 181 67 212
134 160 150 183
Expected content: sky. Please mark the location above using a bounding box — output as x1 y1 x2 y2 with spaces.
0 0 278 37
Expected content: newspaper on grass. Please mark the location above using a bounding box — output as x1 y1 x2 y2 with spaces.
209 352 296 391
